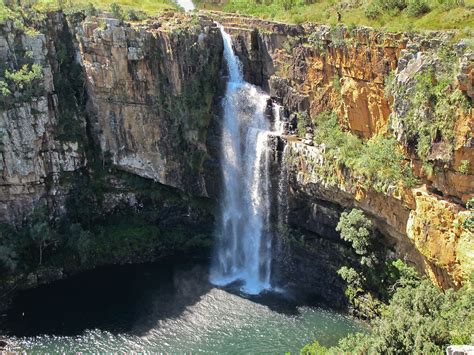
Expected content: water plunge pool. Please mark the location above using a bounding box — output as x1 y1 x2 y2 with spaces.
2 261 364 353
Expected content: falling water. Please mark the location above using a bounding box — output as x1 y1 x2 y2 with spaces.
175 0 195 11
210 25 278 294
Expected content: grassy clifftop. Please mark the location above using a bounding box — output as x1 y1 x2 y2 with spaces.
0 0 176 24
196 0 473 33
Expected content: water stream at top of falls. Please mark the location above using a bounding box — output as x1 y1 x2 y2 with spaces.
210 25 280 295
175 0 195 12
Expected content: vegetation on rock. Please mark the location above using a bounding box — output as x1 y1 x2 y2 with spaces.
0 0 176 24
311 111 415 192
196 0 474 32
302 275 474 353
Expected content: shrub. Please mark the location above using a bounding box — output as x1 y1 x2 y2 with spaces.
300 341 329 355
280 0 296 10
312 111 414 191
336 209 377 266
297 112 309 138
438 0 465 10
110 2 123 19
2 63 43 99
364 2 382 19
405 0 430 17
84 2 97 16
336 209 373 256
458 159 470 175
0 245 17 273
463 197 474 233
26 204 57 265
126 9 146 21
302 275 474 353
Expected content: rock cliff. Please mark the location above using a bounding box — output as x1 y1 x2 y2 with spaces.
208 11 473 289
0 11 222 310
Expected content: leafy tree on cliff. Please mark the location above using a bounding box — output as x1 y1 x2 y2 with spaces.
302 267 474 354
336 208 377 266
27 204 56 266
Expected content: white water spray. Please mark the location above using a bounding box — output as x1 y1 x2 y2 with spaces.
210 25 280 294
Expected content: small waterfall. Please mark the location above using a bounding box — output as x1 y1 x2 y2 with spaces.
210 25 278 294
175 0 195 11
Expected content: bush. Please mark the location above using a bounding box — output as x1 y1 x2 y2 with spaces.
405 0 430 16
300 341 329 355
302 276 474 353
364 2 381 19
312 111 415 192
336 209 373 258
463 197 474 233
110 2 123 19
458 159 470 175
438 0 465 10
84 2 97 16
280 0 296 10
126 9 146 21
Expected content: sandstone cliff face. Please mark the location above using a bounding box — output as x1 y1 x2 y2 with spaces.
76 14 223 197
210 12 473 288
0 12 223 225
0 13 87 225
0 12 222 309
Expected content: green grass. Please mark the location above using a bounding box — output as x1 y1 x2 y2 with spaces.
196 0 474 32
0 0 178 25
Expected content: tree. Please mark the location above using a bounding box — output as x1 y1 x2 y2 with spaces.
27 205 55 265
336 209 376 266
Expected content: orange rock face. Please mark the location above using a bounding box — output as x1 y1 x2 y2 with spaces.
407 188 473 289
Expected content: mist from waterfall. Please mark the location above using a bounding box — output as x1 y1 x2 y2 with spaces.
210 25 277 294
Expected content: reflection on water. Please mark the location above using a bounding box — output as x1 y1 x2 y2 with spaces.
2 261 364 353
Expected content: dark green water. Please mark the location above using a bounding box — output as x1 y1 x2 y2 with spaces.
2 261 364 353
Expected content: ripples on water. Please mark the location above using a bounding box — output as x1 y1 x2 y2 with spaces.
2 262 364 353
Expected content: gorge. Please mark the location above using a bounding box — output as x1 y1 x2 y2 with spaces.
0 0 472 352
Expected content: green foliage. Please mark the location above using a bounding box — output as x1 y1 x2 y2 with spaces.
337 266 365 301
307 33 326 53
0 63 43 104
199 0 472 31
336 209 373 259
463 197 474 233
84 2 98 16
406 0 430 16
458 159 470 175
0 245 18 273
280 0 296 10
26 204 56 265
125 8 146 21
329 24 345 48
303 274 474 353
297 112 309 138
300 341 329 355
110 2 123 19
5 64 42 90
312 111 415 192
396 48 470 164
0 80 11 97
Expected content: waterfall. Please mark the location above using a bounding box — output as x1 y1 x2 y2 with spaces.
175 0 195 11
210 25 277 294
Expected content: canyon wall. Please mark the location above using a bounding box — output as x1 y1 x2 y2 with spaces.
0 9 472 310
209 11 473 289
0 11 222 308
